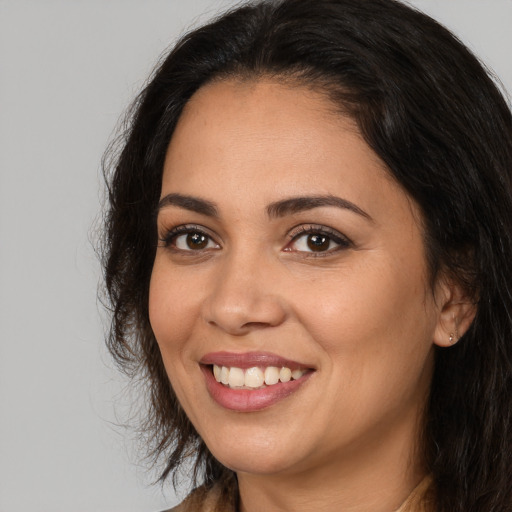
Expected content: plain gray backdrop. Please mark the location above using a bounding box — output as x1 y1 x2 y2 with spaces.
1 1 511 511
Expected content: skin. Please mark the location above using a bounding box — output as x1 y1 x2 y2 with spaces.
149 78 470 512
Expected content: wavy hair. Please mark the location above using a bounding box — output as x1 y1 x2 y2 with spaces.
101 0 512 509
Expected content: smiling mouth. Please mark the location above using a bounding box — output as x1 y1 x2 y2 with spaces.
211 364 310 389
200 353 315 411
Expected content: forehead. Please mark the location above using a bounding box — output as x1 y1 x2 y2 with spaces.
180 76 345 131
163 78 389 195
160 79 421 233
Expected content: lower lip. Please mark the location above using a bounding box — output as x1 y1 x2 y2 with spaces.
201 365 313 412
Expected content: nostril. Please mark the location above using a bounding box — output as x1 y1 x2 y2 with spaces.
241 321 273 330
206 319 276 335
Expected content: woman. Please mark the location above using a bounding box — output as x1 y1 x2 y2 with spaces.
101 0 512 510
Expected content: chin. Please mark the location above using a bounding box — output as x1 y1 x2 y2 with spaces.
198 419 310 476
212 446 303 476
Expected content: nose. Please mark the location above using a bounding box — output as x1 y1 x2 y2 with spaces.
202 251 287 336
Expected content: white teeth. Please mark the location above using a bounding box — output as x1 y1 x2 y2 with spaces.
291 369 305 380
212 364 308 388
264 366 280 385
228 367 245 388
220 366 230 385
279 367 292 383
245 367 265 388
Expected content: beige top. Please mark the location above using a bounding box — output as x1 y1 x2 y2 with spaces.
168 475 434 512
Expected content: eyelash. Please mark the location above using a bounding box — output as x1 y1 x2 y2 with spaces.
286 224 352 256
159 224 218 252
159 224 352 256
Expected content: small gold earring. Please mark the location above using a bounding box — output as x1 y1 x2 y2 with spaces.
449 316 460 345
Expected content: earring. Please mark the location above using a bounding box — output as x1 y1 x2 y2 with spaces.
449 326 460 345
449 314 461 345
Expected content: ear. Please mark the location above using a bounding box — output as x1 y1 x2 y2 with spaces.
433 277 477 348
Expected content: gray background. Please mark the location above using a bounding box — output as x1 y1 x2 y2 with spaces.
1 1 511 511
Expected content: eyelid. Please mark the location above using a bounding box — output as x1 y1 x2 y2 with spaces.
158 222 351 255
159 224 221 250
285 224 352 254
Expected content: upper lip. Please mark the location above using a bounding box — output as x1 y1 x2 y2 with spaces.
199 351 313 370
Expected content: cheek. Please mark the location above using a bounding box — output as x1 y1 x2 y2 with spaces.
148 261 198 367
294 259 431 350
291 255 436 407
148 262 208 417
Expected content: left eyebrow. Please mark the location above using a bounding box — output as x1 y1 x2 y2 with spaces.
266 195 373 221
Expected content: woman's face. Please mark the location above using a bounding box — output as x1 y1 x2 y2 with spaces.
149 79 447 478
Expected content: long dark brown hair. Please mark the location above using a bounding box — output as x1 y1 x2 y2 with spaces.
101 0 512 510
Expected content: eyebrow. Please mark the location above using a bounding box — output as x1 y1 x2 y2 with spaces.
157 193 372 221
157 193 218 217
267 195 373 221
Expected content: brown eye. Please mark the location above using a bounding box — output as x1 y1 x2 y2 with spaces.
306 234 330 252
186 232 208 250
287 227 350 254
166 228 219 251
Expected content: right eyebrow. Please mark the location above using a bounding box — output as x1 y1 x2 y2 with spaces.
157 193 219 217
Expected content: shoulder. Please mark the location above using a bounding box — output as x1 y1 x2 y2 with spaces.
163 480 237 512
395 476 436 512
164 486 216 512
164 474 434 512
